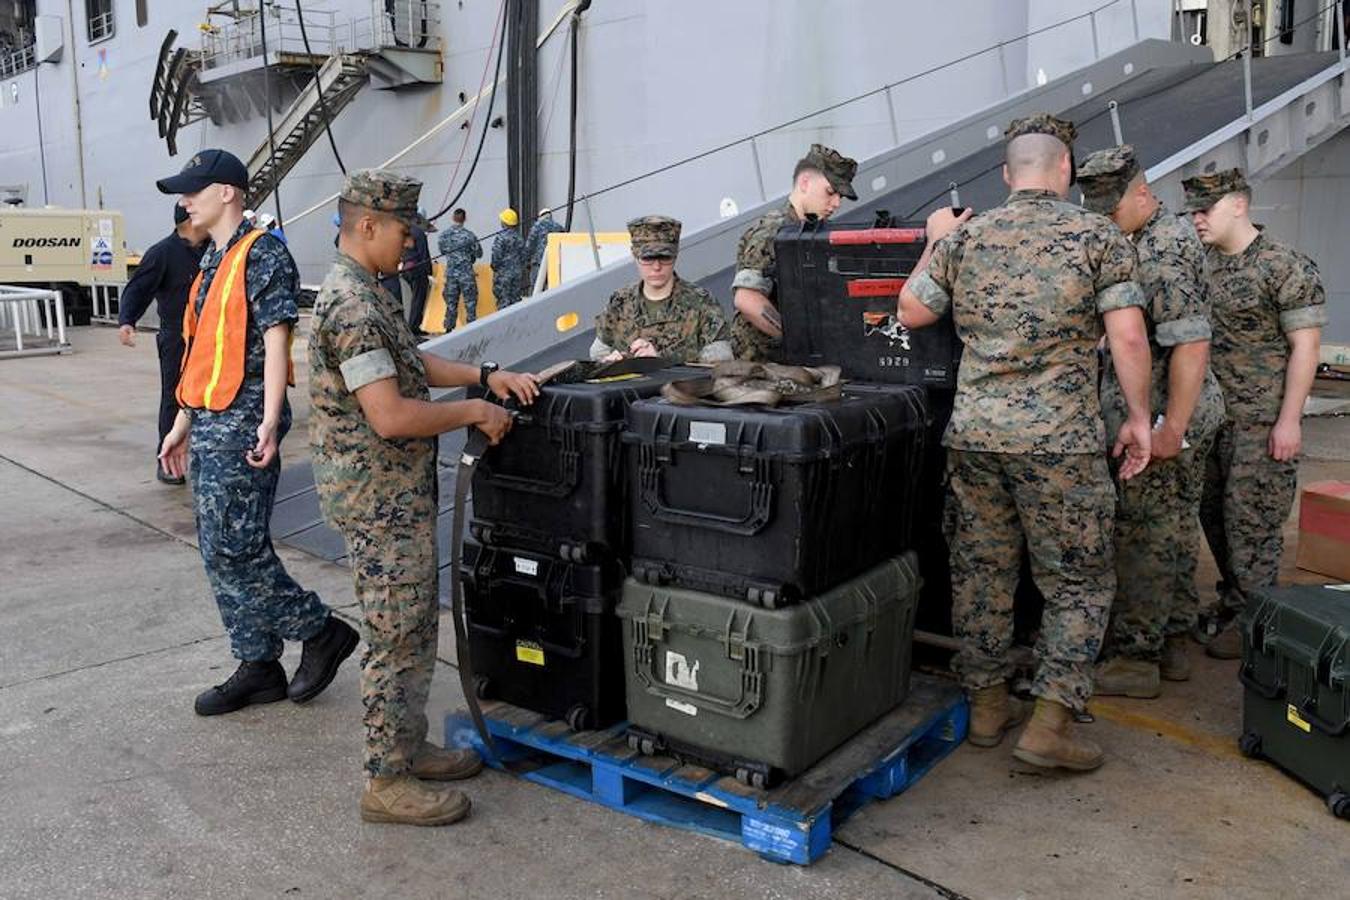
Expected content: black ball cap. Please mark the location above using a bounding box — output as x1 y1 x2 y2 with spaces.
173 204 190 225
156 148 249 194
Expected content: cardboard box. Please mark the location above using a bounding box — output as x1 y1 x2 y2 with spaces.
1297 481 1350 581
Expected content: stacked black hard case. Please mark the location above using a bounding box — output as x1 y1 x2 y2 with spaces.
1238 584 1350 819
462 367 701 731
615 383 929 784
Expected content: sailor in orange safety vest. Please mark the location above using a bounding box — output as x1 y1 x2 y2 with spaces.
155 149 358 717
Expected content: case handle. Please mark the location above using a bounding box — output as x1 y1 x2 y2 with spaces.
1239 663 1284 701
630 625 763 720
637 446 773 536
479 444 580 498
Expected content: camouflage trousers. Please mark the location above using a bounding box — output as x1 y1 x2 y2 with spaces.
343 522 439 779
442 273 478 331
730 310 779 362
493 274 522 309
189 444 329 662
946 450 1115 711
1106 422 1221 660
1169 426 1219 637
1200 420 1297 617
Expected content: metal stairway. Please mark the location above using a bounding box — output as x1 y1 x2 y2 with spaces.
244 53 369 211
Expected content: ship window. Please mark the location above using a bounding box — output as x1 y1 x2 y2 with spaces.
136 0 147 28
86 0 115 43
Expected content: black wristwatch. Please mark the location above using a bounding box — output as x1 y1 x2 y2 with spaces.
479 361 499 389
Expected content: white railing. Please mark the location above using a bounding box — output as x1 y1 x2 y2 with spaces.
0 45 35 79
200 1 440 71
0 286 69 358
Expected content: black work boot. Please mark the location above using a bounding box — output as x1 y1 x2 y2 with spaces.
194 660 288 716
288 616 360 704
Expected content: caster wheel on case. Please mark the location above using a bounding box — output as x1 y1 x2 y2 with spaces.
1238 731 1262 759
640 738 656 756
1328 791 1350 820
750 770 767 790
565 704 592 732
472 675 492 700
626 733 642 752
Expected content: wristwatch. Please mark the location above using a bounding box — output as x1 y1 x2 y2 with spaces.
480 361 499 389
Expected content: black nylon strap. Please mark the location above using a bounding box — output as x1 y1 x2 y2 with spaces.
450 428 498 759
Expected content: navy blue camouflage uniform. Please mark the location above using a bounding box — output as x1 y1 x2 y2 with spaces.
187 220 331 662
490 229 525 308
437 224 481 331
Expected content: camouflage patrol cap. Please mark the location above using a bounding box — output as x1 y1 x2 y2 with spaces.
1181 168 1250 212
1075 145 1142 215
799 144 858 200
627 214 681 260
1004 113 1078 148
339 168 431 230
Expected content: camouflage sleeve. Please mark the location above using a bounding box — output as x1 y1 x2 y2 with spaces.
732 216 777 294
247 235 300 331
1092 225 1144 314
327 301 398 392
1151 233 1210 347
594 288 625 347
1274 250 1328 333
696 287 731 346
908 232 959 316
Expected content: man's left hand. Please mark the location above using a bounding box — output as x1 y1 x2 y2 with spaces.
487 369 541 405
1269 418 1301 462
247 420 279 469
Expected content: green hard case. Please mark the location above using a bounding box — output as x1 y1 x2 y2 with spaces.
617 553 920 782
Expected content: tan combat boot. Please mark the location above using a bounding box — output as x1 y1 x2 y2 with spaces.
1011 698 1105 772
967 683 1027 748
1160 636 1191 682
1205 620 1243 660
1093 657 1161 698
360 775 471 826
410 742 485 782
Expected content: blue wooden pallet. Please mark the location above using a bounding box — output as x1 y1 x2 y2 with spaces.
444 673 967 865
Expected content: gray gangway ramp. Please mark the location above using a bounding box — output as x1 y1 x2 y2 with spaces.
273 42 1350 591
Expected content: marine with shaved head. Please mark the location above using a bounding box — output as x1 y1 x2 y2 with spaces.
899 114 1152 773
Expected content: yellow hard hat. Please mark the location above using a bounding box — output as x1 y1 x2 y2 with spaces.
499 208 519 227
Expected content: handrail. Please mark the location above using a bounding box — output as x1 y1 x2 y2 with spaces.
0 286 68 358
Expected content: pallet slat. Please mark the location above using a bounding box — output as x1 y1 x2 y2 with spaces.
444 673 967 865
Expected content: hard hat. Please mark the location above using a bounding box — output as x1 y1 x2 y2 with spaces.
499 208 519 227
243 208 257 221
538 207 552 217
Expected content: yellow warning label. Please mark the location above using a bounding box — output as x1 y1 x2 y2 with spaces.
586 373 644 383
1287 704 1312 733
516 641 545 666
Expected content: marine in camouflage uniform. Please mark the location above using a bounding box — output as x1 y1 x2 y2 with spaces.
904 115 1148 724
1184 170 1326 655
437 214 482 331
310 174 443 781
731 144 858 360
490 224 526 309
591 215 731 363
1077 147 1225 679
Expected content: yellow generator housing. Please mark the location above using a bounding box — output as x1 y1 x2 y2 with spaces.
0 208 127 287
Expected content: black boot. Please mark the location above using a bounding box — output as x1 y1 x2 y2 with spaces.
288 616 359 704
194 660 287 716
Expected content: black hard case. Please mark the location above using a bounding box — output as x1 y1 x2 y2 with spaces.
623 387 927 607
469 367 697 561
1238 583 1350 818
773 219 961 388
461 540 627 731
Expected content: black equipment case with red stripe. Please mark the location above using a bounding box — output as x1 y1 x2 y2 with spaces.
773 217 961 388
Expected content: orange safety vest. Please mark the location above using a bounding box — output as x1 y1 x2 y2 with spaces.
177 229 294 411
